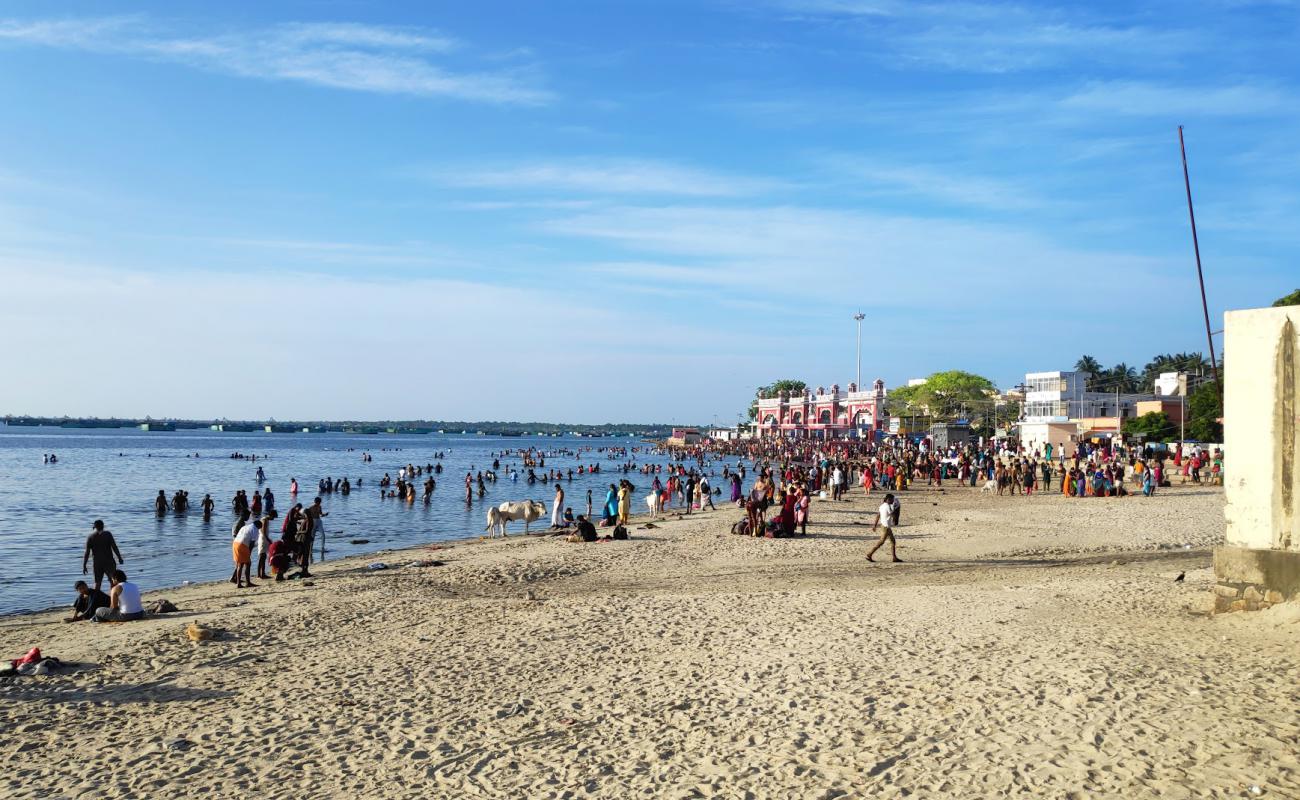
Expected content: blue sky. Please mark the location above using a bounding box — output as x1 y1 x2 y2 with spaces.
1 1 1296 423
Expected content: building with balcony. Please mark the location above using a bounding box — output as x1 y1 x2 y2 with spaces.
1019 369 1165 451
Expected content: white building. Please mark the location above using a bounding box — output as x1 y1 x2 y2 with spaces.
1153 371 1187 397
1021 370 1155 423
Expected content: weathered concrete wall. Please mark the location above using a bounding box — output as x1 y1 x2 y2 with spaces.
1223 305 1300 551
1216 305 1300 608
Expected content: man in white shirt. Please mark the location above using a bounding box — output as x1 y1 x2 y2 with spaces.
868 493 902 563
93 570 145 622
231 518 261 588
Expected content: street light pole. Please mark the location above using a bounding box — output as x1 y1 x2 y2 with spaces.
853 311 865 389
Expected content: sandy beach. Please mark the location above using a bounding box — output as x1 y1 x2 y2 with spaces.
2 482 1297 799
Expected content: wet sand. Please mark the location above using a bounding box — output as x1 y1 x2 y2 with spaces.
2 481 1297 798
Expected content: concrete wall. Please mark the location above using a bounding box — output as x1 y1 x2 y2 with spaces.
1214 305 1300 608
1223 306 1300 552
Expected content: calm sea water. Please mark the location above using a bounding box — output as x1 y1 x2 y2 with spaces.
0 427 687 615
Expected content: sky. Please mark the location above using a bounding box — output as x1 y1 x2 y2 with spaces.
1 1 1297 424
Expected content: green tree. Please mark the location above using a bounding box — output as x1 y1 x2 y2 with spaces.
748 379 808 420
1273 289 1300 307
1105 362 1141 393
890 370 996 421
1185 381 1223 442
1123 411 1175 441
1075 355 1102 384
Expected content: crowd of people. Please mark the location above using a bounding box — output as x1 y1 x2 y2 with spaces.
63 435 1223 618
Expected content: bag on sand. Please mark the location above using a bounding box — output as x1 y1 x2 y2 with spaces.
612 525 628 540
147 599 178 614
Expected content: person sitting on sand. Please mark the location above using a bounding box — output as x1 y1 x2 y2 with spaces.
568 515 599 543
66 580 110 622
268 534 293 581
93 570 144 622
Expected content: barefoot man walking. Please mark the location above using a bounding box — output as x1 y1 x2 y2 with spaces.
867 493 902 563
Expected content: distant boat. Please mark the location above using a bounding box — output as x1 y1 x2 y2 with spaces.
139 422 176 432
211 423 258 432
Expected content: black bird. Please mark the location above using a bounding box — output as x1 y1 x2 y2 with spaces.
1174 572 1186 583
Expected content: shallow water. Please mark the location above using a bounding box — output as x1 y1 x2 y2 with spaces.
0 427 690 615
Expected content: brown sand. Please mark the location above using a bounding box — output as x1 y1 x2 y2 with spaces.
2 483 1297 798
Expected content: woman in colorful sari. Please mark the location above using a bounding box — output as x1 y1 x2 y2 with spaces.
778 489 797 536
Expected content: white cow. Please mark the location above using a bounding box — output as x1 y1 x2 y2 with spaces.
485 500 547 538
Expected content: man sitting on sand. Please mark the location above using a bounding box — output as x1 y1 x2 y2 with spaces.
567 515 599 543
93 570 144 622
66 580 110 622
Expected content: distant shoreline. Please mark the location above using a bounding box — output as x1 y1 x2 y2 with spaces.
0 418 688 438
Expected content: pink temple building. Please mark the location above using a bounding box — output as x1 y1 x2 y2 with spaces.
754 380 886 439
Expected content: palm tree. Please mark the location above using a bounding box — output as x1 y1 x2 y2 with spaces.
1075 355 1102 375
1142 353 1174 389
1105 363 1140 393
1075 355 1102 389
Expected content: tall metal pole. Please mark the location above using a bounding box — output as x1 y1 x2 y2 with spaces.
1178 126 1222 393
853 311 865 389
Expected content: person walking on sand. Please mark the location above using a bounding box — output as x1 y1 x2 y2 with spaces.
699 475 715 511
551 483 565 529
868 493 902 563
82 520 124 592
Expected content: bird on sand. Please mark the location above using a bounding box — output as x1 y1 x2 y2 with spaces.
1174 572 1186 583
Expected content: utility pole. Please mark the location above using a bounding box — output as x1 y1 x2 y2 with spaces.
1178 126 1222 395
1180 392 1186 448
853 311 865 389
1116 386 1121 438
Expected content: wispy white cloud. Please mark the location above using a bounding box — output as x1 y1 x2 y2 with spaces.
1057 81 1292 117
424 158 776 197
0 16 549 104
766 1 1200 72
586 260 742 285
816 156 1040 210
540 203 1181 303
